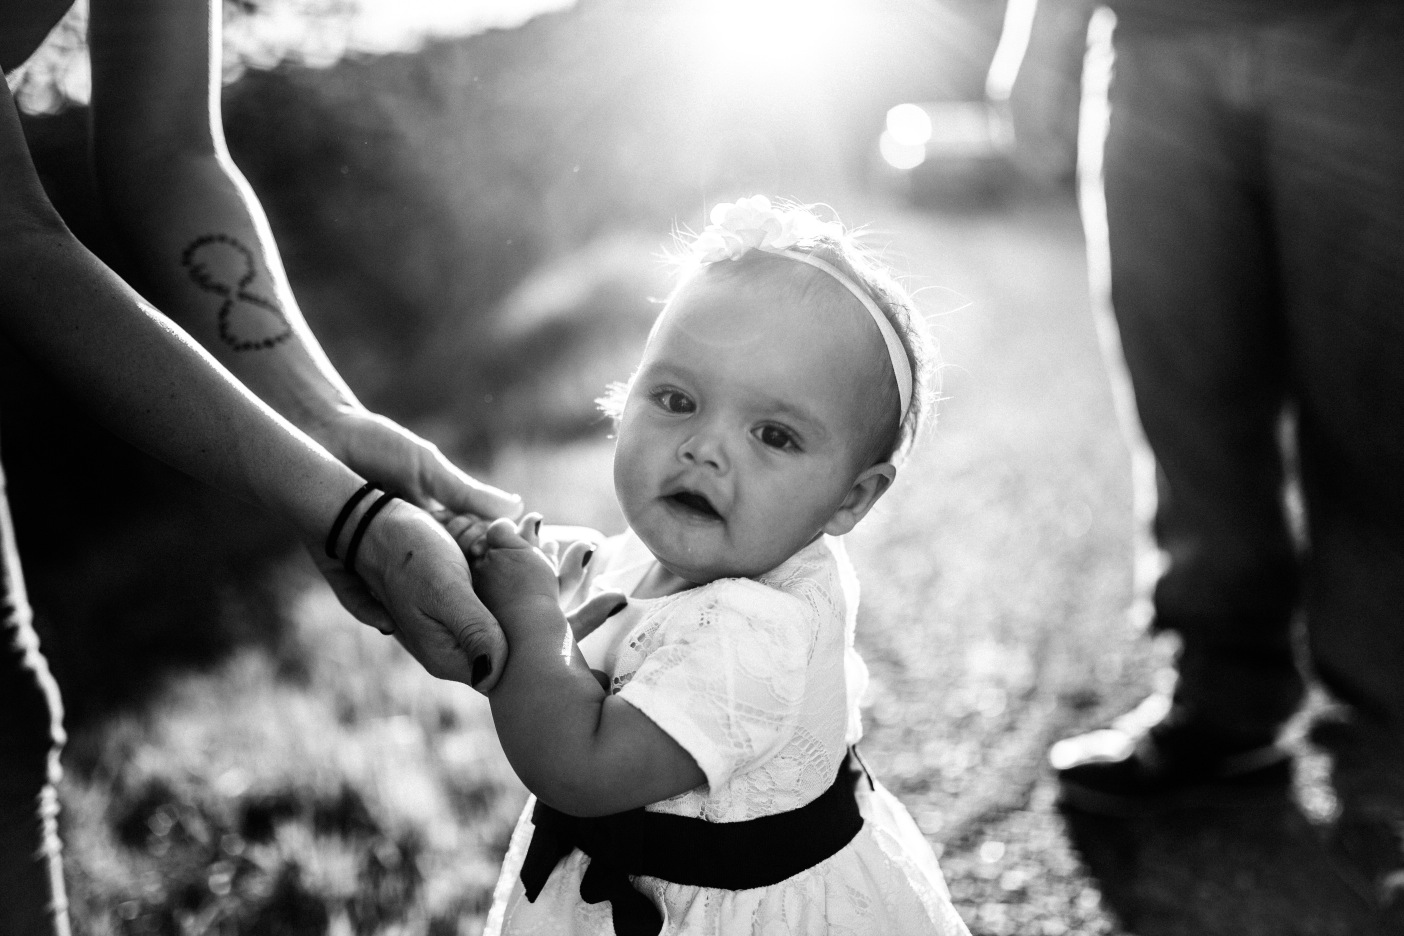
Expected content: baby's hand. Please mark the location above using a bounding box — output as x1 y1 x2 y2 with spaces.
470 514 562 622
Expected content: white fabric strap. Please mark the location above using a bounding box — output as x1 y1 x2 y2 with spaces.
775 249 913 424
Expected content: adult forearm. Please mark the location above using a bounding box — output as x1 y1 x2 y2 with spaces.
92 148 359 435
0 217 360 539
84 0 358 438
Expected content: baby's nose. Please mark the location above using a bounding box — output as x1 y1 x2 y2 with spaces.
679 430 727 471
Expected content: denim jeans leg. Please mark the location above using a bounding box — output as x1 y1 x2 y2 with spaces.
1266 6 1404 791
1080 13 1304 738
0 452 70 936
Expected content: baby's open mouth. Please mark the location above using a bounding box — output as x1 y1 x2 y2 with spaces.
668 490 722 520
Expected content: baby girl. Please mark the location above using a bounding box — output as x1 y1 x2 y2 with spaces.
460 196 970 935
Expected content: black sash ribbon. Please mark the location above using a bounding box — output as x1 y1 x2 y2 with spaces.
520 752 868 936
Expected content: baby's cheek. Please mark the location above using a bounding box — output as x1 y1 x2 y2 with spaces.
612 457 649 529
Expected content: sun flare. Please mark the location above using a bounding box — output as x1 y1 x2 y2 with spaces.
687 0 852 86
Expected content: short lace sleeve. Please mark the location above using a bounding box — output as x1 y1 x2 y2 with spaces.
616 579 816 792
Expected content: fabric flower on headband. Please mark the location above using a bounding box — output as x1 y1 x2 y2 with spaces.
691 196 840 263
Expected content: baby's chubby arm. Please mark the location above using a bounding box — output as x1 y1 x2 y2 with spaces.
471 517 705 817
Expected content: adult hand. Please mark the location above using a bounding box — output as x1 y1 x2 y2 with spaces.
308 405 523 649
329 498 507 692
441 517 622 639
566 591 629 643
539 523 603 608
312 405 522 519
440 516 601 579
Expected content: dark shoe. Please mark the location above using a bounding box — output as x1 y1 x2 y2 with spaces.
1328 807 1404 913
1049 694 1293 816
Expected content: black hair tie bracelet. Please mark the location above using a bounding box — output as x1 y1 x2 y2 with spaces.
325 482 378 560
343 490 399 574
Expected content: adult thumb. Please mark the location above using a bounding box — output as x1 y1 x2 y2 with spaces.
423 456 523 522
448 595 510 694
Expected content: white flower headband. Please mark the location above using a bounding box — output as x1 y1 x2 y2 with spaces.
690 196 913 424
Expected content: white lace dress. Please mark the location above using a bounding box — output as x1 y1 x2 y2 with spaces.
483 531 970 936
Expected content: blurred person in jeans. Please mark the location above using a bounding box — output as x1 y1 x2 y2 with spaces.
1 2 539 933
1048 0 1404 903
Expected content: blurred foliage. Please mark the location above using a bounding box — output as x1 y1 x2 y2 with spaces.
58 580 523 935
214 0 1017 436
4 0 574 111
8 0 1090 450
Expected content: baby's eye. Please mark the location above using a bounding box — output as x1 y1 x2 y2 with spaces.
650 388 695 414
755 424 799 451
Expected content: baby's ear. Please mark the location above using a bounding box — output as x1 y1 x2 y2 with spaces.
823 463 896 537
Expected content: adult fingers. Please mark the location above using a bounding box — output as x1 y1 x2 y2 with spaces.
556 539 596 602
338 583 397 635
558 539 596 571
420 449 523 521
566 591 628 642
311 548 396 634
515 512 543 547
349 502 507 689
433 589 509 693
381 551 506 691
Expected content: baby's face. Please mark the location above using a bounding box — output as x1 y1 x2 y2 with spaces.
613 266 891 583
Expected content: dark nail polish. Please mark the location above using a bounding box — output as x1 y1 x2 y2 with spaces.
470 654 492 687
534 518 542 535
606 601 627 619
581 549 594 566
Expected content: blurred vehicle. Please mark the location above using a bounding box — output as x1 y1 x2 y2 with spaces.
876 0 1035 207
877 99 1017 206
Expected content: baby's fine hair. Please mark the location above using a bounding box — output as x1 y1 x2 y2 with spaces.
601 199 939 465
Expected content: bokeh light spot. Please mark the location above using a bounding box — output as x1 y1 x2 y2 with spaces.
880 131 927 171
886 103 933 148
